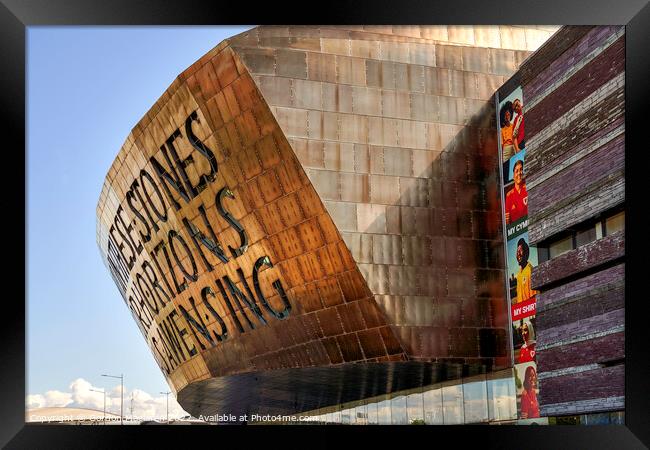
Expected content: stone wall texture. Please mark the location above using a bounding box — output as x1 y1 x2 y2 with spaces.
521 25 625 416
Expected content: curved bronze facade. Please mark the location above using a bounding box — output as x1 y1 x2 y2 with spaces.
96 25 557 418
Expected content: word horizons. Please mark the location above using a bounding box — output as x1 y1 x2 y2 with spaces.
106 110 291 375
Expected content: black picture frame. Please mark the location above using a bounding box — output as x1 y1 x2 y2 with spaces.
3 1 648 448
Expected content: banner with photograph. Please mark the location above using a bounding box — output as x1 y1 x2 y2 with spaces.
498 86 526 163
514 361 540 419
497 85 540 419
506 232 538 305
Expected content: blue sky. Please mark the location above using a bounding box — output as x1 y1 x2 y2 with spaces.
27 26 253 403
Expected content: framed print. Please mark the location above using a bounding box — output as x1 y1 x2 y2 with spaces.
4 0 649 448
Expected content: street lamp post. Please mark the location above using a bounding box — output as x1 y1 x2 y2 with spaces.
90 388 106 425
102 373 124 425
160 391 171 423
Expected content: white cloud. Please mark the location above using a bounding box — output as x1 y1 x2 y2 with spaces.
26 394 45 410
27 378 190 421
27 389 74 409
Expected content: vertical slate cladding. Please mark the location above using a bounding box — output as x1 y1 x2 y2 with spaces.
519 26 625 417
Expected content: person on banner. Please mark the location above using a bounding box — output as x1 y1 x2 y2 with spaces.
520 365 540 419
515 238 538 304
512 98 525 150
500 100 520 160
505 160 528 224
518 323 536 363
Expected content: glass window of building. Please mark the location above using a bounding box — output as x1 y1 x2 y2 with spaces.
406 389 424 424
349 406 357 425
377 398 392 425
538 246 550 263
367 401 378 424
423 387 443 424
576 225 597 247
610 412 625 424
442 384 464 424
583 413 613 425
595 221 604 239
539 209 624 263
487 374 517 422
341 407 352 424
331 408 341 424
463 376 489 424
605 211 625 235
391 395 408 425
549 235 573 258
355 404 368 425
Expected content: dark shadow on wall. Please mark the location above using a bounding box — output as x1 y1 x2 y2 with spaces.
362 98 509 382
175 99 512 419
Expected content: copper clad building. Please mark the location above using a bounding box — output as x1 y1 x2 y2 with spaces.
96 26 558 421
